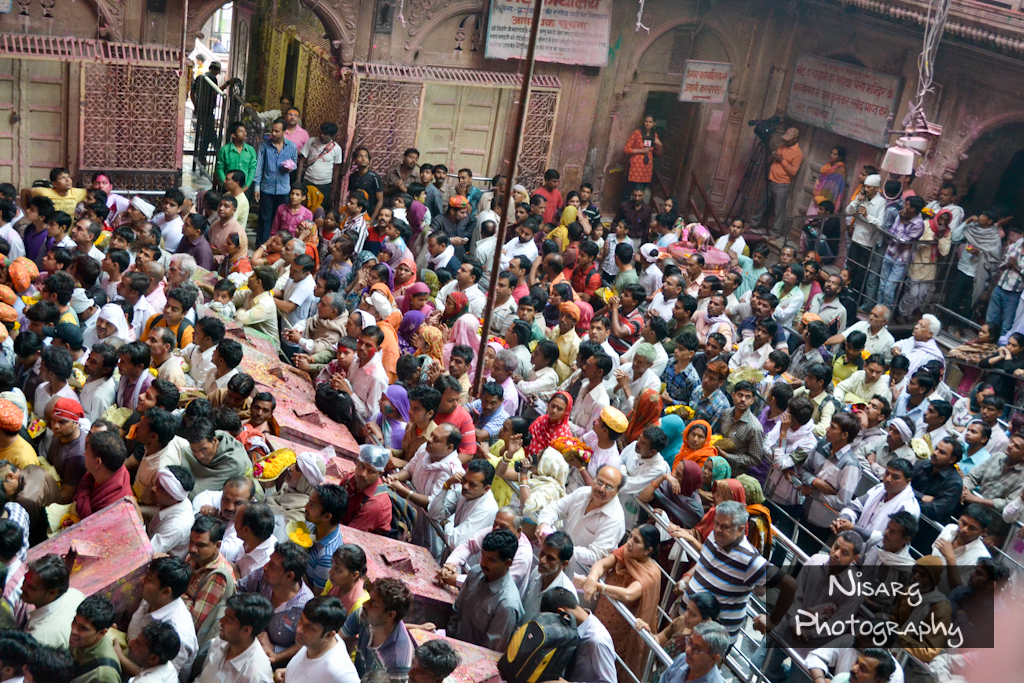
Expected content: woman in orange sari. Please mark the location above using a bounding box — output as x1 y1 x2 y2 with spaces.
578 525 662 683
673 420 717 470
622 388 662 445
296 220 320 269
415 325 444 375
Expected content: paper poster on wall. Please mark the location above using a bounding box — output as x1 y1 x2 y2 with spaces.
786 53 901 146
679 61 731 104
485 0 612 67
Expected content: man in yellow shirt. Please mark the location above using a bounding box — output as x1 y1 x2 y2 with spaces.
26 168 88 215
0 398 38 468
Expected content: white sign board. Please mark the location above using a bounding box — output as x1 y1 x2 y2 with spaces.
679 60 731 104
786 53 901 146
485 0 612 67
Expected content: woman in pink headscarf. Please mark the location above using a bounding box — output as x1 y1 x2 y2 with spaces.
399 281 434 316
442 312 482 376
392 257 418 304
576 301 594 336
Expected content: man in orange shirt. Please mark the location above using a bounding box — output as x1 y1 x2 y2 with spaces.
756 127 804 238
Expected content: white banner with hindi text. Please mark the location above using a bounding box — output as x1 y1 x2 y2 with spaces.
786 54 901 146
678 60 731 104
485 0 612 67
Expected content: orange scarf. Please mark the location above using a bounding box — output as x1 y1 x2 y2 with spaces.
673 420 717 470
623 388 662 444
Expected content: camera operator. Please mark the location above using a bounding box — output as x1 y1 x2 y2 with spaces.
752 126 804 239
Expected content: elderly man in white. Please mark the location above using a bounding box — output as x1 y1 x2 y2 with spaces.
890 314 945 375
535 465 625 578
824 305 895 361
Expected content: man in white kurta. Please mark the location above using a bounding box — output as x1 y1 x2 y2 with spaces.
535 466 625 577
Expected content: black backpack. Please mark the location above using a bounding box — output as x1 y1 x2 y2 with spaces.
498 611 579 683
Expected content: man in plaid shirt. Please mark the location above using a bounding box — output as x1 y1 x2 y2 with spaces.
690 360 731 425
183 515 237 649
987 225 1024 337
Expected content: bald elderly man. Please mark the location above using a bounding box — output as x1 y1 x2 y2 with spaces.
534 465 625 577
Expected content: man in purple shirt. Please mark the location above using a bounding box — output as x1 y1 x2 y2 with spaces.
176 213 215 271
878 196 926 309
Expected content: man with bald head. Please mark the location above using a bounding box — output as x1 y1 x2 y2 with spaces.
534 465 625 577
142 260 167 313
439 506 534 593
191 476 257 562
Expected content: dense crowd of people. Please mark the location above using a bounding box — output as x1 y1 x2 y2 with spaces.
0 107 1016 683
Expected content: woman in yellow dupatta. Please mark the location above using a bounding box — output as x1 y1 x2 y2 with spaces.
579 525 663 683
321 544 370 621
737 474 773 555
547 205 577 252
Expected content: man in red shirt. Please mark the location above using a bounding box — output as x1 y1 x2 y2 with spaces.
338 445 392 534
531 169 564 224
571 241 602 304
433 375 477 459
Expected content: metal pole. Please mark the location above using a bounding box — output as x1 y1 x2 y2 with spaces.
473 0 545 395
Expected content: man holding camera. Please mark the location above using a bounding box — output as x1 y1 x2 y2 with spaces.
755 127 804 239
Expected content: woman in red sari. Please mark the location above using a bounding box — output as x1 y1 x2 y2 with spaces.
624 115 662 185
526 391 574 458
75 427 133 519
578 525 663 683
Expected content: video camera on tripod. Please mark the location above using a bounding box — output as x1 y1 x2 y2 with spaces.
748 115 782 144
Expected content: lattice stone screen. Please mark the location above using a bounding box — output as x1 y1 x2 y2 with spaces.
350 79 423 178
301 53 349 151
80 63 181 189
518 89 559 191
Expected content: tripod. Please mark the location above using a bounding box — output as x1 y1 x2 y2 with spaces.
729 137 772 228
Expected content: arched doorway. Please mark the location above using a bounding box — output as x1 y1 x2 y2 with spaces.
953 120 1024 225
603 23 737 210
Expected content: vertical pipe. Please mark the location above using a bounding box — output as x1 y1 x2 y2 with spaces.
472 0 545 394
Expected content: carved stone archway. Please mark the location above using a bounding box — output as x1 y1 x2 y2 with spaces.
401 0 484 53
186 0 358 63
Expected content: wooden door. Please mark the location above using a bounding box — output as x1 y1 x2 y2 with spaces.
0 59 68 187
21 60 67 185
643 90 698 198
418 84 513 178
450 86 511 178
0 59 17 184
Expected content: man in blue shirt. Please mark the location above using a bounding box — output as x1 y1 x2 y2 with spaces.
660 621 730 683
253 119 297 245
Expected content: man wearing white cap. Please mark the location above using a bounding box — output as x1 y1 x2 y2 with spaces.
844 173 885 293
148 465 196 558
752 127 803 238
638 243 663 299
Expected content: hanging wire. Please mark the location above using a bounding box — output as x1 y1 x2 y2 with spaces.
397 0 406 27
636 0 650 32
907 0 952 126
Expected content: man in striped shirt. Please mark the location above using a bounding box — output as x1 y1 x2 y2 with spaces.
684 500 767 639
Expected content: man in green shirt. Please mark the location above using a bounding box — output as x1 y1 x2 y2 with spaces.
70 595 122 683
215 122 257 188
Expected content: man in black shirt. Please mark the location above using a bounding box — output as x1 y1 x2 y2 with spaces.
348 147 384 223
